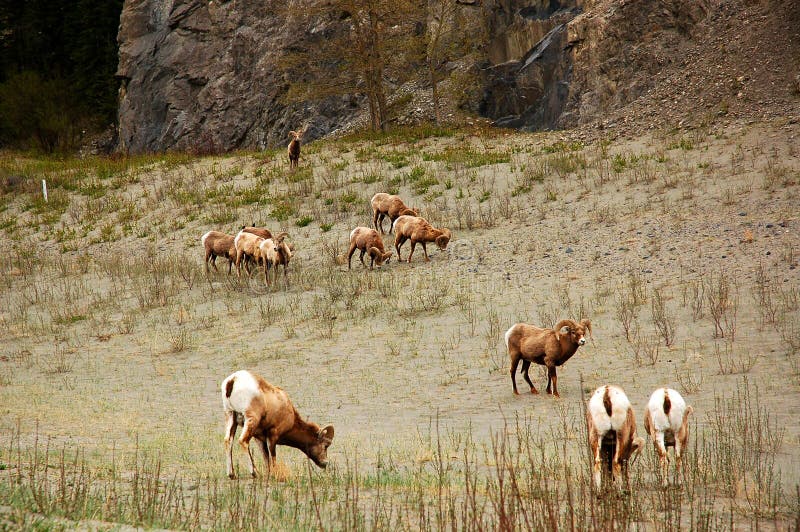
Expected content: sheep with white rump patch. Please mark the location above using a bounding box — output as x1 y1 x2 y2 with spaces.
586 385 644 491
644 387 694 486
221 370 334 478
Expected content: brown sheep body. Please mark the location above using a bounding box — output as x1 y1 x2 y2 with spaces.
586 385 644 490
347 227 392 270
505 318 592 397
201 230 237 274
241 224 273 240
644 387 694 486
392 215 451 263
371 193 418 234
221 370 334 478
234 230 266 277
259 233 293 285
288 130 303 169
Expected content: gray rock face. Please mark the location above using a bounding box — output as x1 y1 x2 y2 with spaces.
116 0 352 153
479 0 710 130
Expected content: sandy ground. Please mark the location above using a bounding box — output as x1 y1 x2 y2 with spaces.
0 119 798 489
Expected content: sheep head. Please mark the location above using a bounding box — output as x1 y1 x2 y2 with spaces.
435 228 451 250
369 247 392 267
288 130 303 141
308 425 335 469
556 318 592 346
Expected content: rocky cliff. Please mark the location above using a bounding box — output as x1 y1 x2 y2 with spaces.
116 0 352 153
116 0 799 153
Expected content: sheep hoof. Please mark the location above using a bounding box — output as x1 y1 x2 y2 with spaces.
228 473 237 480
530 389 539 395
513 390 520 395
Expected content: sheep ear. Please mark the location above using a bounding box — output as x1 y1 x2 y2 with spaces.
559 325 571 335
319 425 334 441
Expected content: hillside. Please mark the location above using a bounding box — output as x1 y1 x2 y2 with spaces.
1 118 799 527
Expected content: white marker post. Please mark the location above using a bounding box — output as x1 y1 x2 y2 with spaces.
42 179 48 202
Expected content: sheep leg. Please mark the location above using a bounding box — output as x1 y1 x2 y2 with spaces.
264 260 270 286
520 360 538 394
654 433 668 487
347 243 357 269
510 356 521 395
407 241 417 263
591 436 602 490
239 421 258 478
224 411 238 479
421 242 430 261
359 249 367 268
395 236 407 261
546 367 560 397
227 258 233 275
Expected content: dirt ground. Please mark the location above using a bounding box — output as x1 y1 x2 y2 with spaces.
0 118 798 491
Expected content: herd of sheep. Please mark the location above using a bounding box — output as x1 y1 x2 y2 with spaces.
207 140 693 491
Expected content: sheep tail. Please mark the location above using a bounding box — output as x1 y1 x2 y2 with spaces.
663 389 672 415
602 386 612 417
225 377 236 398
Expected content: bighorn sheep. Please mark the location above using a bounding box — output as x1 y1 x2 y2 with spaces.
392 215 451 263
221 370 334 478
259 232 293 285
586 385 644 490
505 319 592 397
201 230 237 274
644 387 694 486
234 230 266 277
347 227 392 270
371 193 418 234
288 130 303 169
241 223 273 240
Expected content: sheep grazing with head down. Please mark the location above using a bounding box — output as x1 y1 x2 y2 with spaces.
347 227 392 270
221 370 334 478
259 232 294 285
644 387 694 486
371 193 418 234
586 384 644 491
392 215 451 263
201 230 237 274
505 319 592 397
288 130 303 169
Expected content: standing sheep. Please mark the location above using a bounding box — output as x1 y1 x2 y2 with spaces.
259 233 294 285
371 193 418 234
347 227 392 270
644 387 694 486
234 230 266 277
221 370 334 478
586 385 644 490
201 230 237 274
505 319 592 397
288 130 303 169
392 215 451 263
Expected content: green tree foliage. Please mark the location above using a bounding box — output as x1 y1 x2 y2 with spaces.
0 0 123 151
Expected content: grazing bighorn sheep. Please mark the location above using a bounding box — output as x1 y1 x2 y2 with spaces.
221 370 334 478
201 230 237 274
586 385 644 490
234 230 266 277
505 319 592 397
347 227 392 270
288 130 303 169
392 215 451 263
371 193 418 234
644 387 694 486
259 233 293 285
